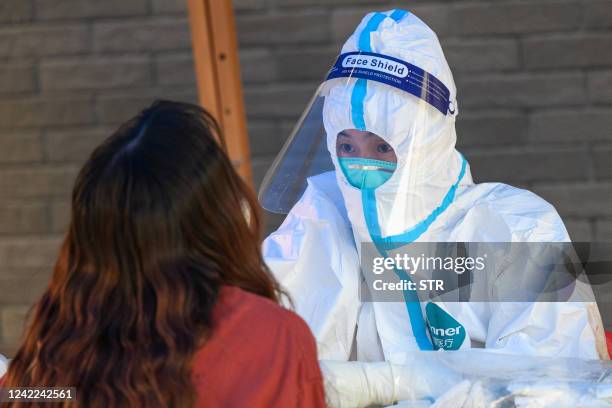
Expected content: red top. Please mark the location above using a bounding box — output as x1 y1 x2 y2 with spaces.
192 286 326 407
0 286 326 407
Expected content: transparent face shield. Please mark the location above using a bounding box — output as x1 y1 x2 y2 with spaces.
258 50 457 216
258 86 334 214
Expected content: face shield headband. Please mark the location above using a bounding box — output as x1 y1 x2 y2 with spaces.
326 51 456 117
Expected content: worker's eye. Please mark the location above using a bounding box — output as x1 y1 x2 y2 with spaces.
377 143 393 154
340 143 355 153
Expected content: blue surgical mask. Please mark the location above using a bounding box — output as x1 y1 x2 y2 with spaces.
339 157 396 190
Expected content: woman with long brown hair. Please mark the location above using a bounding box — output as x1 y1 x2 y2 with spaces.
1 101 325 407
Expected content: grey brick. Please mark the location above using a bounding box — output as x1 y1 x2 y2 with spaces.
0 131 43 164
0 201 48 235
584 0 612 29
45 127 109 163
0 275 48 305
97 91 198 125
279 120 297 139
588 70 612 104
244 83 316 119
564 219 593 242
330 7 377 43
252 155 275 188
153 0 187 14
533 183 612 217
239 49 277 83
35 0 148 20
233 0 266 10
456 111 527 147
443 39 519 72
529 109 612 143
395 4 451 38
466 147 589 183
155 53 196 86
596 220 612 241
0 0 32 23
41 57 151 91
0 237 61 269
236 12 329 46
97 95 158 125
276 46 337 80
0 98 96 129
277 0 389 7
451 2 581 36
594 146 612 179
458 73 585 109
0 166 78 198
248 120 287 157
0 341 16 358
50 200 70 233
0 305 30 342
0 266 50 280
524 34 612 69
94 18 191 52
0 64 36 94
0 24 88 58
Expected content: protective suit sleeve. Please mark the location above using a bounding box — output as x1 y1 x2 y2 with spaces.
0 354 7 378
320 356 464 407
479 187 608 359
263 173 362 361
321 351 612 408
486 301 606 359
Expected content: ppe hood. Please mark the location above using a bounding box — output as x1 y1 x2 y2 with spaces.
259 9 473 240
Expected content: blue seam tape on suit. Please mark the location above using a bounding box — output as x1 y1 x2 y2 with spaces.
362 155 467 350
351 10 410 131
352 9 439 350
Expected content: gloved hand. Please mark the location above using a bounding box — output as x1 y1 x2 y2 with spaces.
320 355 464 408
320 360 397 408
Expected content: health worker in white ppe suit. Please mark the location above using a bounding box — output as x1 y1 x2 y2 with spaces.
260 8 608 406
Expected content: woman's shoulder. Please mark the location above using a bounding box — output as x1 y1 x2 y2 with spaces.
192 287 324 406
192 286 320 385
199 285 317 360
214 286 314 344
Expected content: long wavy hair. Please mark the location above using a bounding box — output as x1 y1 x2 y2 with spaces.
3 101 283 407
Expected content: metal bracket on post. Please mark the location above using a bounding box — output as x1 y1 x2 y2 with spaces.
187 0 253 184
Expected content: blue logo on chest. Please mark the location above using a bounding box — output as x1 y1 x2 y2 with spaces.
425 302 466 350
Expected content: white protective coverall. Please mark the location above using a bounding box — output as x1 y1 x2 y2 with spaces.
261 9 608 400
0 353 7 378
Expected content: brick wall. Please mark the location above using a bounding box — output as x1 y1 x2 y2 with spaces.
0 0 611 356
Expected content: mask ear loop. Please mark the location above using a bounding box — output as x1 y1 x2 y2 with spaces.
360 169 367 190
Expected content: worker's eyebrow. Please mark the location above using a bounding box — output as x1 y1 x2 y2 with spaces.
338 131 352 138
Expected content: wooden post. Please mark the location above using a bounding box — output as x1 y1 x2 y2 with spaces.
187 0 253 184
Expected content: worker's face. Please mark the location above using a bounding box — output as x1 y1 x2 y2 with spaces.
336 129 397 163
